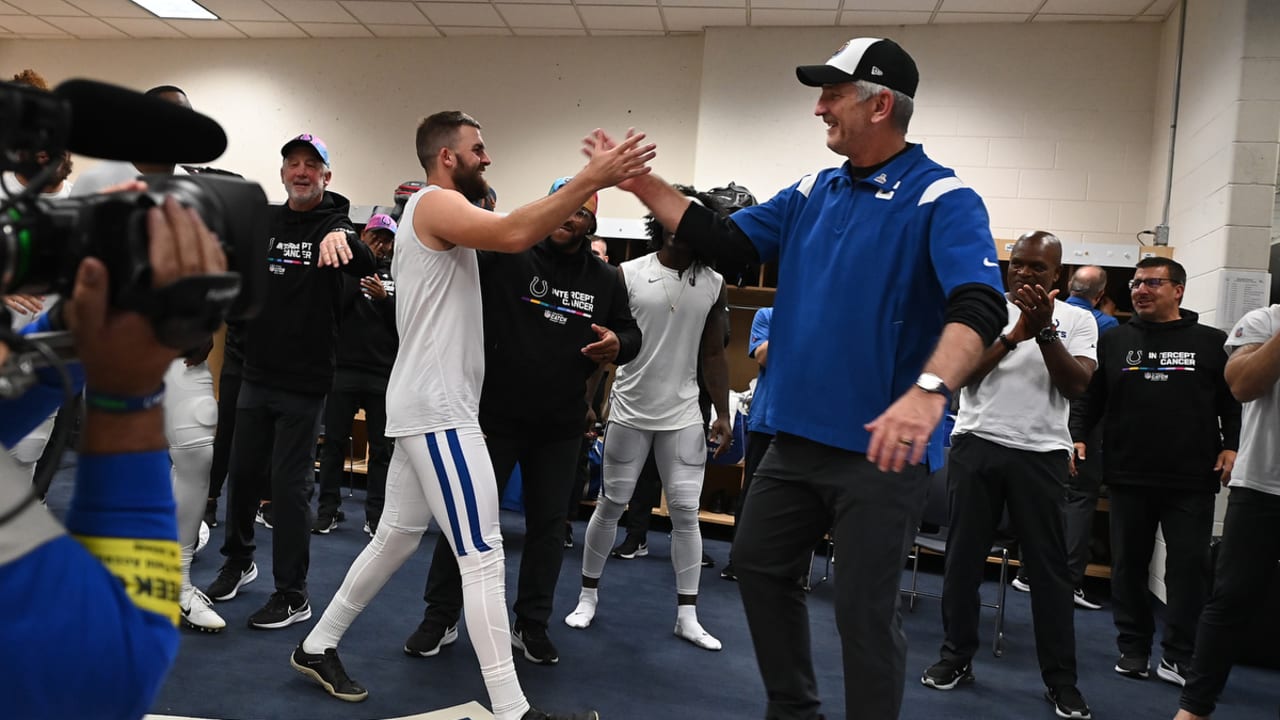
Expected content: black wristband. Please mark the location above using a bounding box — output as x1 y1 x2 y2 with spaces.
998 334 1017 352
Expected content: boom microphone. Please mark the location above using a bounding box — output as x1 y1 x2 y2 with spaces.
53 79 227 164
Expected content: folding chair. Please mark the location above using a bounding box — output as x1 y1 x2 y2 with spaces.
903 461 1012 657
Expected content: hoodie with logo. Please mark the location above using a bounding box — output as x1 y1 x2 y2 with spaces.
477 236 641 441
243 191 375 394
1073 308 1240 492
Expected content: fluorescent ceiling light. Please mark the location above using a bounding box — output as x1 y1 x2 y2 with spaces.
129 0 218 20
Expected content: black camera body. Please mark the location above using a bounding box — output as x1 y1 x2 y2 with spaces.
0 79 266 351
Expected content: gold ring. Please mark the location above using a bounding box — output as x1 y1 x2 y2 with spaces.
899 438 914 446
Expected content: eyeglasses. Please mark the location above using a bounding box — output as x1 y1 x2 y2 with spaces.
1129 277 1179 290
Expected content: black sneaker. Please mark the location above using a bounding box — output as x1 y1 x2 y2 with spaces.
720 563 737 581
610 534 648 559
1073 588 1102 610
1011 573 1030 593
1156 657 1187 687
564 524 574 549
403 620 459 657
512 622 560 665
206 561 258 602
248 591 312 629
1044 684 1091 719
1114 654 1150 679
290 644 368 702
363 520 377 538
921 658 974 690
701 552 715 568
521 709 599 720
255 502 274 529
204 498 218 528
312 511 339 535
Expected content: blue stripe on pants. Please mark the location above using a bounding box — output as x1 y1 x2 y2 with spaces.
426 432 469 557
446 428 493 553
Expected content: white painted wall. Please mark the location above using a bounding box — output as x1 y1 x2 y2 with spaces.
0 21 1167 245
695 24 1161 246
0 36 705 218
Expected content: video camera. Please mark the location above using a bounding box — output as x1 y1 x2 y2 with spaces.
0 79 268 366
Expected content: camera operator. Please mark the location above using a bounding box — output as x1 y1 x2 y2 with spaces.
0 188 228 720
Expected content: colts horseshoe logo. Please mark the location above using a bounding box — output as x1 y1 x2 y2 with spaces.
529 276 549 298
1125 350 1143 366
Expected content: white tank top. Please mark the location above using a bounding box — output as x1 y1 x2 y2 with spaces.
384 186 485 436
610 252 723 431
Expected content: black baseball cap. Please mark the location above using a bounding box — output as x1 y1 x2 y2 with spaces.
796 37 919 98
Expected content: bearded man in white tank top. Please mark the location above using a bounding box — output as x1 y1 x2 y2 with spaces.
290 112 653 720
565 193 733 651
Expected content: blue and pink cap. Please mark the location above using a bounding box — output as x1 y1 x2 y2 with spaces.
364 213 397 235
281 133 330 166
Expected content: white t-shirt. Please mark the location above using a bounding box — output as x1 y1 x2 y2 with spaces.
70 161 186 197
384 186 484 436
1 172 71 330
0 171 72 200
1224 305 1280 496
953 298 1098 453
609 252 723 431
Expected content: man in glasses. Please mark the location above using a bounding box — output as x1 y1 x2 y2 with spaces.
1073 256 1240 688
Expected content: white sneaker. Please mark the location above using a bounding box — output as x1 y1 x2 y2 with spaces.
674 619 722 651
564 599 597 629
1011 575 1031 593
180 585 226 633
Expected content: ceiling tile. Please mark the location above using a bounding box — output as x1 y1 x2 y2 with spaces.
438 24 511 34
229 19 306 35
751 0 836 9
495 3 580 28
420 2 504 25
664 5 744 30
0 1 22 13
477 0 571 4
661 0 743 8
590 28 662 34
0 15 68 33
47 16 128 36
940 0 1040 11
297 21 373 35
1143 0 1177 16
340 0 430 24
366 22 442 35
749 8 835 25
837 10 931 24
1033 13 1129 22
8 0 84 14
165 18 248 36
577 0 661 7
843 0 934 10
932 11 1029 23
511 26 586 34
63 0 150 17
579 4 661 30
1039 0 1148 14
266 0 355 22
105 17 185 36
200 0 286 22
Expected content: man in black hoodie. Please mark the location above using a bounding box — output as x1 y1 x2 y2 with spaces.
313 213 398 537
207 133 375 629
403 177 640 666
1074 256 1240 687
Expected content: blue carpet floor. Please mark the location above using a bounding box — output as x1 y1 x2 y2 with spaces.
44 470 1280 720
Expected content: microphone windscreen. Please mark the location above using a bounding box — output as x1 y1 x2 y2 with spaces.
54 79 227 164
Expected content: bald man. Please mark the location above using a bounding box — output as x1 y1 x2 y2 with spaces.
921 232 1098 719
